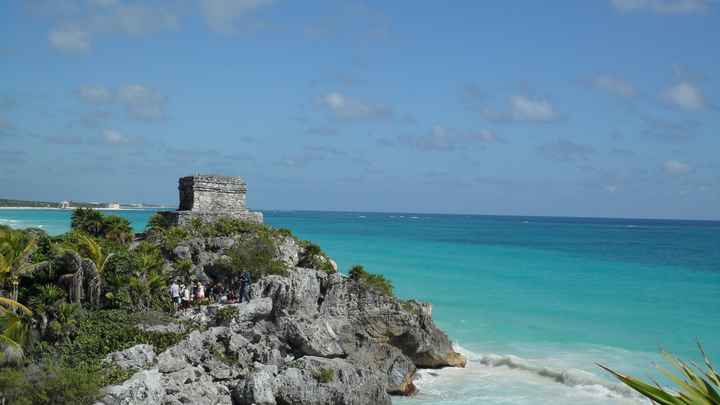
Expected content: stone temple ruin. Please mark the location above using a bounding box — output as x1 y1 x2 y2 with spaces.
160 175 263 226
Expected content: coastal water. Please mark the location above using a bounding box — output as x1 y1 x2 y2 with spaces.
2 208 719 404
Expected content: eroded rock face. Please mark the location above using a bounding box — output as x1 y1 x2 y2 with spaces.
97 369 163 405
102 268 465 405
318 276 465 369
103 344 156 371
234 357 391 405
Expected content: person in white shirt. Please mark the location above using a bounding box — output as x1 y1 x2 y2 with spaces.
170 280 180 310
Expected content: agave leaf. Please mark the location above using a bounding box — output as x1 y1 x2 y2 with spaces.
598 364 687 405
657 365 703 399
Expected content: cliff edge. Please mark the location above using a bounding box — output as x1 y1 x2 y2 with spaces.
97 232 465 405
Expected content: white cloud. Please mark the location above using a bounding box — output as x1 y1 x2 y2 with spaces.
320 92 393 121
200 0 273 33
48 29 90 53
93 4 179 36
605 185 619 193
103 129 129 145
88 0 118 7
399 125 497 152
117 84 167 121
662 81 706 111
663 159 691 175
481 95 558 123
611 0 708 14
468 129 497 143
78 85 113 103
510 96 557 122
46 2 179 52
591 75 636 97
75 84 167 121
537 139 595 162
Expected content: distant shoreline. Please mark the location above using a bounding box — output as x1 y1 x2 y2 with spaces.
0 207 166 211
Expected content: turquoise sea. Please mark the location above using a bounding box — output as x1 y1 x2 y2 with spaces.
2 208 719 404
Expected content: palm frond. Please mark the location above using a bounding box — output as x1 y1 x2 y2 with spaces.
0 296 32 316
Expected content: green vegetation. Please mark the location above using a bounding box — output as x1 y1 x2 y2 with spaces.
298 242 336 274
71 208 133 243
221 234 288 280
0 308 185 405
348 265 394 297
0 226 43 301
214 306 239 326
146 212 175 233
0 209 354 404
0 296 33 365
0 363 104 405
313 367 335 383
0 212 181 404
600 345 720 405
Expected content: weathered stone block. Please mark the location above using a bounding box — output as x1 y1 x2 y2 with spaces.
159 174 263 226
179 175 248 212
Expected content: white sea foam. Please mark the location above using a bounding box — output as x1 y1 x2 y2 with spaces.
0 218 43 230
473 352 635 397
0 218 22 227
396 344 649 405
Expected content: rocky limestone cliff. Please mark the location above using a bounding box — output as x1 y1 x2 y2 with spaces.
98 233 464 405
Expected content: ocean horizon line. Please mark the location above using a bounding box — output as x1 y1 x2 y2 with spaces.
2 205 719 224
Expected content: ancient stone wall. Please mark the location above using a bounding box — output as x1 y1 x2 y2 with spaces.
178 175 248 212
161 174 263 225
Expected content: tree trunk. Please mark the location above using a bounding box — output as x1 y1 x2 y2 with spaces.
11 280 18 302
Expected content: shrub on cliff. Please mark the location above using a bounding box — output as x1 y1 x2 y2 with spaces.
313 367 335 383
298 242 336 274
0 308 186 405
0 363 104 405
218 234 288 281
348 265 394 297
31 309 185 369
214 306 239 326
146 212 175 233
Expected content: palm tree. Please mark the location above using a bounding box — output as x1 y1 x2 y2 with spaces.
0 296 33 365
0 229 42 302
103 216 133 244
78 234 114 306
126 243 167 310
71 208 105 237
28 284 66 336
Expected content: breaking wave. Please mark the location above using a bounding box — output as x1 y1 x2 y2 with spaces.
472 351 636 398
400 344 648 405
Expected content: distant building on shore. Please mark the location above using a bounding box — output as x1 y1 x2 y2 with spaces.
59 201 71 209
107 202 120 210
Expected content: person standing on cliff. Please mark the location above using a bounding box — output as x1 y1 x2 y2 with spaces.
170 280 180 311
239 271 251 303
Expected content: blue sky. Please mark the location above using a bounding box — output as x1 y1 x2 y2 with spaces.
1 0 718 219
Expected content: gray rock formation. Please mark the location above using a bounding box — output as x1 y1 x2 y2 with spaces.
97 369 163 405
160 175 263 226
103 344 156 371
101 266 465 405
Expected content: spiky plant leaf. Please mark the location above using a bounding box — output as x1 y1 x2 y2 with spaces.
599 346 720 405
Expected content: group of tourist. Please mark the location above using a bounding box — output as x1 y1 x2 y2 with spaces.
169 271 252 310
